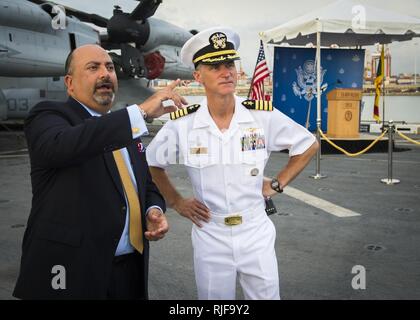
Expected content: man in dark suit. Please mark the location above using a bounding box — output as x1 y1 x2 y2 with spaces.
13 44 187 299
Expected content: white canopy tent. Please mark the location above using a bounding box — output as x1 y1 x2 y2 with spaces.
260 0 420 178
261 0 420 46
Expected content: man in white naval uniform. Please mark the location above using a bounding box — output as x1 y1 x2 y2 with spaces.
146 26 318 300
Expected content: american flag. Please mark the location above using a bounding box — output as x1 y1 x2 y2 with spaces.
249 40 270 100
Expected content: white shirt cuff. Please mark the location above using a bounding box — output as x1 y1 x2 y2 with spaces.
127 104 148 138
146 206 164 215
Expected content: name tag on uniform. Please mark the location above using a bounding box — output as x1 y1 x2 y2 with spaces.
189 147 208 155
240 128 266 152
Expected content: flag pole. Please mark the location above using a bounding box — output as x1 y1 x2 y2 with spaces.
382 45 386 132
262 75 266 100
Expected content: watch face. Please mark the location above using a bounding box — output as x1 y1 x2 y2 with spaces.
272 180 279 188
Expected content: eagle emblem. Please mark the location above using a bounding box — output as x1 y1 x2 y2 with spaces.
292 60 327 102
210 32 227 49
292 60 328 129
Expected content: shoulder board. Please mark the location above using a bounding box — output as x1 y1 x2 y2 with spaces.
242 99 273 111
170 104 201 120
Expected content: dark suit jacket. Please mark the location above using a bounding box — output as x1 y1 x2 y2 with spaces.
13 97 166 299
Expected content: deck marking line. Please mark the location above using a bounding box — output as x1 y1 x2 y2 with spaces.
284 186 361 217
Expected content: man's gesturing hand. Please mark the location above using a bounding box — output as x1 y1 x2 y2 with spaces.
138 79 188 119
145 209 169 241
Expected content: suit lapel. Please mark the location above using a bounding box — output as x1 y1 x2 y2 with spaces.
69 97 142 202
64 97 127 200
67 97 92 121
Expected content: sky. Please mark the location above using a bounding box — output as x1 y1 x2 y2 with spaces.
52 0 420 77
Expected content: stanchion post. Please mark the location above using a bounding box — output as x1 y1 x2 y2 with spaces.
310 30 326 180
381 120 400 185
310 124 327 179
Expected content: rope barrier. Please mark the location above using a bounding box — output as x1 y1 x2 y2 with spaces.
319 128 388 157
395 129 420 146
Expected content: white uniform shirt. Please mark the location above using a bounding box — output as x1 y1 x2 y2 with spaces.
146 96 315 214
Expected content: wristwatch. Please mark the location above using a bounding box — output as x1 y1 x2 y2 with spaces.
270 178 283 193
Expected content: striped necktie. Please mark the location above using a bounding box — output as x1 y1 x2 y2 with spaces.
112 149 143 253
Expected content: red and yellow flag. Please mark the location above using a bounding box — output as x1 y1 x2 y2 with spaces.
373 46 384 123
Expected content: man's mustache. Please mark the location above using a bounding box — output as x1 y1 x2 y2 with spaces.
94 79 115 91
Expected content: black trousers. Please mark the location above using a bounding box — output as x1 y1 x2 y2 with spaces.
107 252 146 300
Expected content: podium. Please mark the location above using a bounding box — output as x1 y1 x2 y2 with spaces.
326 88 362 138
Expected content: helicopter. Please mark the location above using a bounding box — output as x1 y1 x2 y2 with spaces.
0 0 195 121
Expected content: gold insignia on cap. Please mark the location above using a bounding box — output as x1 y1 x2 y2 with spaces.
242 99 273 111
170 104 201 120
210 32 227 49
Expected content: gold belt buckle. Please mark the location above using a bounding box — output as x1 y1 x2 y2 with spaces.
224 215 242 226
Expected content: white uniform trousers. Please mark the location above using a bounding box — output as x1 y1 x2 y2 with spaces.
191 204 280 300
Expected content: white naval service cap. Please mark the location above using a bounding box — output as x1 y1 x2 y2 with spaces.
180 26 240 69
